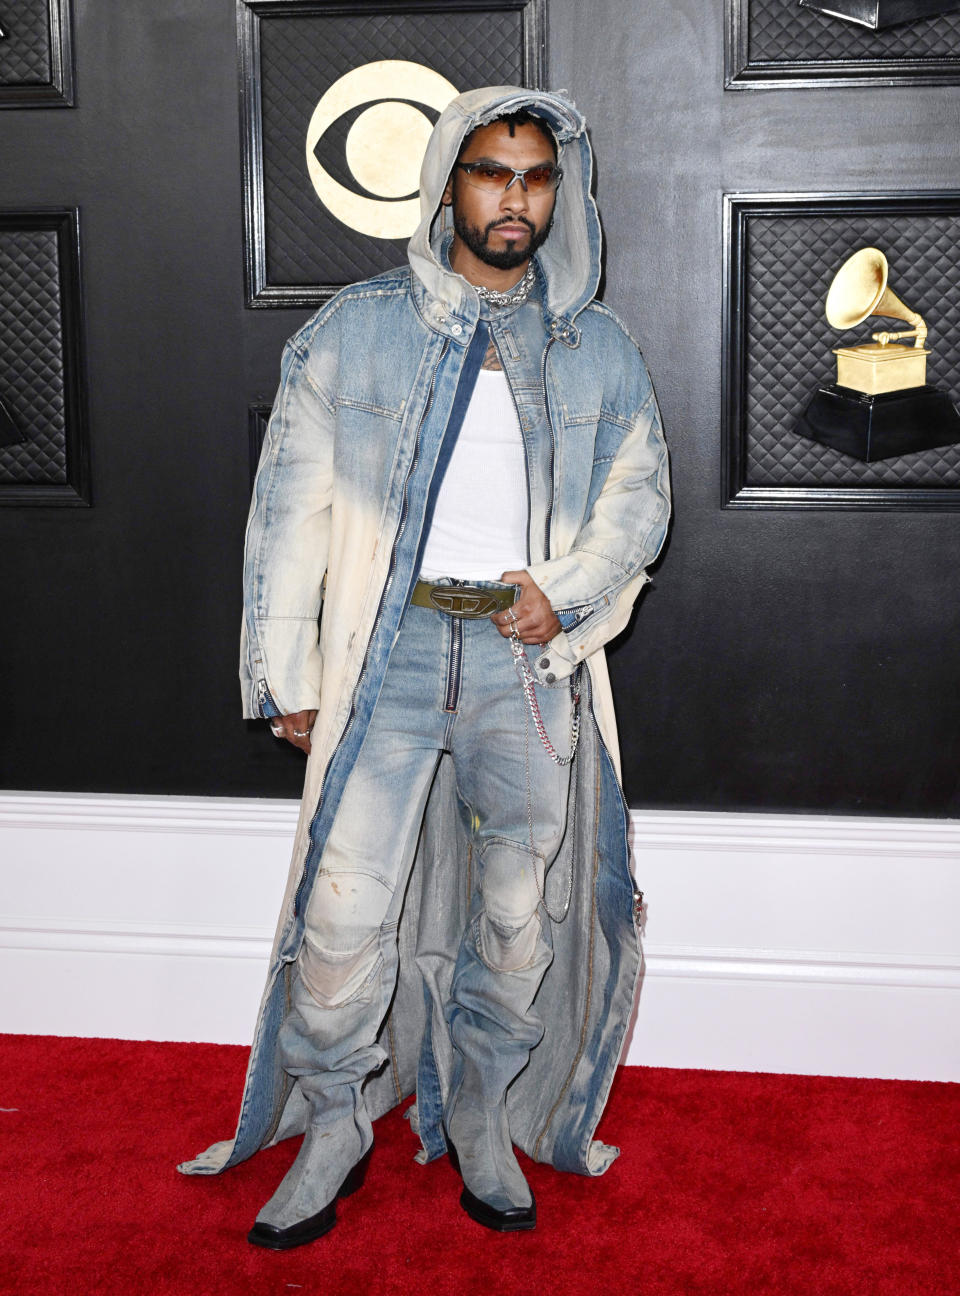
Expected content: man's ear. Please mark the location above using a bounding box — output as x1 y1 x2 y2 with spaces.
441 175 453 206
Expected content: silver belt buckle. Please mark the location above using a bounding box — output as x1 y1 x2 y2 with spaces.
428 585 498 618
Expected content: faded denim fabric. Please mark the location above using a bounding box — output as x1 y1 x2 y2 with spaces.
300 596 572 1005
178 87 670 1182
286 596 573 1206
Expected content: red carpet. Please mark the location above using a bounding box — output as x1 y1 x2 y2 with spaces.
0 1035 957 1295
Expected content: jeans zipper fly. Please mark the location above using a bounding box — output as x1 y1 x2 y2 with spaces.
445 614 463 712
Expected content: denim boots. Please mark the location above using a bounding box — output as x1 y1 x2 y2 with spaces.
444 862 554 1230
248 966 381 1248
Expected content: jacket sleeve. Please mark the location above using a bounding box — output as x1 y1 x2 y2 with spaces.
239 330 335 719
524 352 670 683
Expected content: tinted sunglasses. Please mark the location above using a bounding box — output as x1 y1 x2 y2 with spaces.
455 161 563 194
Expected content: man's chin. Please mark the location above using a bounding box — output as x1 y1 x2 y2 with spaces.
479 240 533 271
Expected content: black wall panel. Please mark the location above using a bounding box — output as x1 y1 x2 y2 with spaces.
1 0 958 816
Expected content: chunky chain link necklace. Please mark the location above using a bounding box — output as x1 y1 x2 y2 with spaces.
474 262 536 309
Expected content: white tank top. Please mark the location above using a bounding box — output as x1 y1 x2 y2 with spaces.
419 368 529 581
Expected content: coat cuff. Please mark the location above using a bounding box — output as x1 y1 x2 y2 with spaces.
241 616 323 719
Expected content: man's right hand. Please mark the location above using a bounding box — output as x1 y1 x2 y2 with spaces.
268 709 318 755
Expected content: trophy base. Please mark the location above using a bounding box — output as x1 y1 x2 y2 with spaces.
796 384 960 462
799 0 960 30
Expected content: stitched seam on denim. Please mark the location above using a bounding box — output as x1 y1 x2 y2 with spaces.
286 270 413 359
289 344 335 415
574 545 632 576
478 835 542 861
304 279 413 337
635 460 671 567
257 962 295 1153
248 363 294 656
533 755 600 1161
335 396 405 421
387 1008 403 1105
364 331 446 571
480 848 544 932
597 410 634 433
306 953 384 1008
247 342 329 698
476 914 542 973
582 300 646 355
301 929 378 964
316 865 395 890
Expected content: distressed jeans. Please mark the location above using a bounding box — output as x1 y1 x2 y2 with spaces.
260 587 574 1225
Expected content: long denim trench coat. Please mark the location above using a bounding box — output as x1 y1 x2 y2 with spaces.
180 88 671 1181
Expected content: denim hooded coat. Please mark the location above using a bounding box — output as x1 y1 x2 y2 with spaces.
179 87 670 1180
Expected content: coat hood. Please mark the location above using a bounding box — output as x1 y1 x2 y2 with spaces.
408 87 602 326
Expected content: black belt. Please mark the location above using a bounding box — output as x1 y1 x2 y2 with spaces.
410 579 516 618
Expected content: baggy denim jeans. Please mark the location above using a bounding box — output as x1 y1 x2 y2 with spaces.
264 586 574 1222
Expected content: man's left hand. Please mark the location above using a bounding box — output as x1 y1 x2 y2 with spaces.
493 569 562 644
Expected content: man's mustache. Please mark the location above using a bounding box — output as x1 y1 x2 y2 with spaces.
485 216 535 236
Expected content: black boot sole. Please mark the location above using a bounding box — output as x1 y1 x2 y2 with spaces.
460 1185 537 1232
247 1146 372 1250
444 1129 536 1232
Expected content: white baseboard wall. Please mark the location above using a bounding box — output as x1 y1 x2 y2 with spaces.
1 792 958 1081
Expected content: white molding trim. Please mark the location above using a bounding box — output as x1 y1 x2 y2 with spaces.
642 945 960 991
1 792 958 1079
3 916 958 991
0 791 300 837
630 807 960 859
0 916 272 961
4 792 958 855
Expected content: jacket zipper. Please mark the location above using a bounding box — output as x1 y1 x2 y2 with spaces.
493 329 536 567
539 334 558 562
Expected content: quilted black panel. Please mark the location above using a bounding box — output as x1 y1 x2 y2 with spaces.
744 210 960 486
0 0 52 85
749 0 960 62
256 7 524 290
0 227 69 485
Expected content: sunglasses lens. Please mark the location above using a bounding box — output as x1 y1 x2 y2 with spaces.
461 165 511 190
524 166 559 192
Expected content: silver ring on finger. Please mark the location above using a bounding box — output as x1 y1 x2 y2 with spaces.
292 729 311 738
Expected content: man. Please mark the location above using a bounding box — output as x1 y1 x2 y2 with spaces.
179 87 670 1245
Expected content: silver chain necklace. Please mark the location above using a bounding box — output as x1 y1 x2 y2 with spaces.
473 262 536 308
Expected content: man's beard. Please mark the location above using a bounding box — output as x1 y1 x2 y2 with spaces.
452 210 554 270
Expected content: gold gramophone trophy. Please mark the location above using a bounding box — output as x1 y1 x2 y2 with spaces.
798 1 960 30
796 247 960 462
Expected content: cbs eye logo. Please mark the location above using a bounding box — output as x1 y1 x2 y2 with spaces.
305 60 459 240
